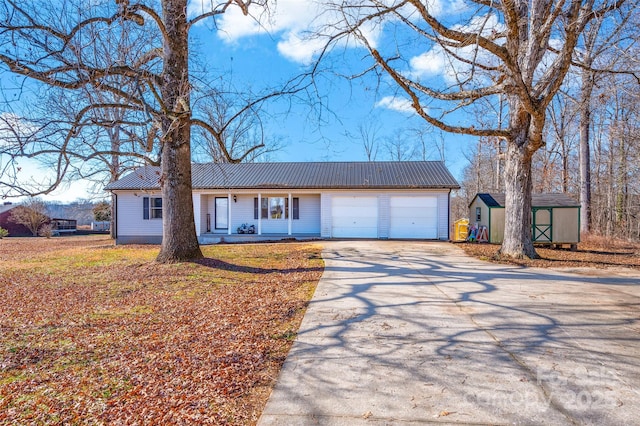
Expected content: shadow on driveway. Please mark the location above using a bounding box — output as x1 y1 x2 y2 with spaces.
259 241 640 425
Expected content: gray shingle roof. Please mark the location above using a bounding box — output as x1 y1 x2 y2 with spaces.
106 161 460 191
476 193 580 208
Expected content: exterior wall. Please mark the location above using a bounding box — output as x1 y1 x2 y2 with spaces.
552 207 580 243
378 194 390 239
199 192 322 235
113 188 452 243
292 195 321 234
115 191 163 244
468 203 579 244
437 192 450 240
468 198 490 229
489 208 505 243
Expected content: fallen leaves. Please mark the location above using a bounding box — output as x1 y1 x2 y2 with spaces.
0 236 323 424
458 236 640 271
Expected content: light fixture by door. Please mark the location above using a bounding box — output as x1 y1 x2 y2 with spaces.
233 195 237 203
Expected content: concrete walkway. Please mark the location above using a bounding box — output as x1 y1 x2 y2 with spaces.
258 241 640 425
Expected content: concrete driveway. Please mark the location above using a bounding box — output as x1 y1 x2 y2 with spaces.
258 240 640 425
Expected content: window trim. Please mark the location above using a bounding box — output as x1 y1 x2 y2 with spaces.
143 196 162 220
254 196 299 220
475 206 481 222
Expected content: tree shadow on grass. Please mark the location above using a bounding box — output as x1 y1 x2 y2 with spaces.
193 257 324 275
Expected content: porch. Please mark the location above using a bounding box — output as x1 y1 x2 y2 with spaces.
194 192 322 241
198 233 322 245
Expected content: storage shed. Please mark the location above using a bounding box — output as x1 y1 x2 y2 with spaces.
468 193 580 247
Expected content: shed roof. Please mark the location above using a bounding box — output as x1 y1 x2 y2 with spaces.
0 204 17 215
106 161 460 191
474 193 580 208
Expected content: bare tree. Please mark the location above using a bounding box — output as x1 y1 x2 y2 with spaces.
571 6 637 235
9 198 49 237
191 87 285 163
323 0 628 258
357 120 381 161
0 0 305 262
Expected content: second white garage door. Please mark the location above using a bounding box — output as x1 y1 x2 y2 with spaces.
389 196 438 239
331 196 378 238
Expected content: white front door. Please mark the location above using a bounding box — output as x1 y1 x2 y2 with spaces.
215 197 228 230
389 196 438 239
331 196 378 238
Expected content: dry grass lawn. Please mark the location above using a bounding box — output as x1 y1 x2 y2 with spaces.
0 235 323 424
459 234 640 271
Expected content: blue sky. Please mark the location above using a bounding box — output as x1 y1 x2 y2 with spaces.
4 0 477 203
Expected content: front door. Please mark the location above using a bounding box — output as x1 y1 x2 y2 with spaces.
215 197 229 230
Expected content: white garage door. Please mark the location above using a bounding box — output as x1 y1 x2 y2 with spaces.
332 196 378 238
389 196 438 239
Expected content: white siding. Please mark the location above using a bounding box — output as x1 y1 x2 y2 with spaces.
229 195 255 232
438 192 450 240
116 192 163 236
321 193 332 238
378 194 390 239
292 195 321 234
193 194 204 236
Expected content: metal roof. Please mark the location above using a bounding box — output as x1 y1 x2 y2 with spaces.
0 204 17 215
475 193 580 208
106 161 460 191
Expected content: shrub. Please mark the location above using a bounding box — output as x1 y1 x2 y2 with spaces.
39 224 55 239
0 227 8 238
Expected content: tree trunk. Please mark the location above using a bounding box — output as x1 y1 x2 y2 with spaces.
156 0 203 262
579 69 594 235
500 113 538 259
109 125 120 240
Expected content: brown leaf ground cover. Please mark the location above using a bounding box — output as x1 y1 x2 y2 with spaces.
0 236 324 425
458 234 640 271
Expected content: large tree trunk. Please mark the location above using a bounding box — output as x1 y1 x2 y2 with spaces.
579 69 594 235
500 109 538 259
156 0 203 262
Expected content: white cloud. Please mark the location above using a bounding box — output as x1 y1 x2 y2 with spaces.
409 48 447 78
408 13 504 85
375 96 415 113
191 0 483 65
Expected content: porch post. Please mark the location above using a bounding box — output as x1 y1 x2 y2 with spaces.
288 193 292 235
227 193 232 235
258 193 262 235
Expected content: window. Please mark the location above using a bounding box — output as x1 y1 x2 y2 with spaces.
270 197 285 219
254 197 299 220
475 206 481 222
143 197 162 220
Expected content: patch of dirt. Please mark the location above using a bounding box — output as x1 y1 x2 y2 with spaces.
458 235 640 272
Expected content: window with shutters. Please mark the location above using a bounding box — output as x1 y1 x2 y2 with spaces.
254 197 299 220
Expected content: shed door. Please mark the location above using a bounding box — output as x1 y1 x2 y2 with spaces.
331 196 378 238
532 208 552 242
389 196 438 239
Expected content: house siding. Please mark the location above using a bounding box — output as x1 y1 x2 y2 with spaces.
113 188 453 243
438 192 449 240
321 193 332 238
378 194 390 239
292 195 321 234
115 192 163 244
